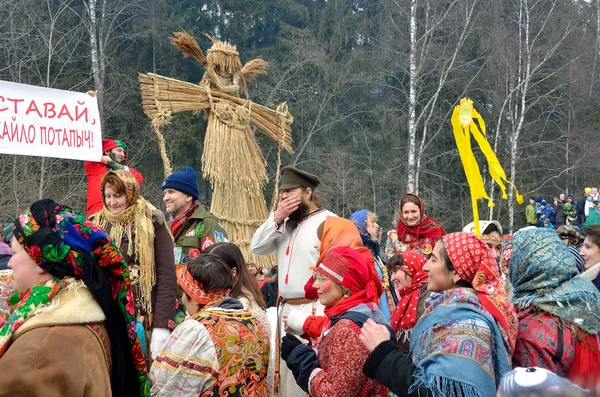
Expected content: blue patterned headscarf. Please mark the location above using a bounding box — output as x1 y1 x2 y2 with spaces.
510 228 600 334
349 210 370 237
349 209 381 256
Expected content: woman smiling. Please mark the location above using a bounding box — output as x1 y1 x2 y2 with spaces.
385 193 445 258
94 170 177 361
361 232 517 397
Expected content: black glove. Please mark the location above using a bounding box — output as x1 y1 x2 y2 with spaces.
285 341 320 393
281 333 302 361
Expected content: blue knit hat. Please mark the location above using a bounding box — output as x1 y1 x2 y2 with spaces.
161 166 200 200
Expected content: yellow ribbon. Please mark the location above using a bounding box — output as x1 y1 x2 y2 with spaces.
451 98 523 236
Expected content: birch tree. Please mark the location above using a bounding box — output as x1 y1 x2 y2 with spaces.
489 0 576 231
383 0 487 194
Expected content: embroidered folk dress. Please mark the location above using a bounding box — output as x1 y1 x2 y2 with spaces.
150 298 269 397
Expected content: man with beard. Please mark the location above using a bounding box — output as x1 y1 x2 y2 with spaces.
251 165 335 397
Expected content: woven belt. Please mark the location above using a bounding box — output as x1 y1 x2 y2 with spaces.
274 296 315 394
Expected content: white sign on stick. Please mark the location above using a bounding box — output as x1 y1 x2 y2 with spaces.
0 80 102 161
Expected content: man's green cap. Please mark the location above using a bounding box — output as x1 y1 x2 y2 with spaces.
280 166 320 190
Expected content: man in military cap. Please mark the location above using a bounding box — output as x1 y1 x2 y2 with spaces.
251 165 335 397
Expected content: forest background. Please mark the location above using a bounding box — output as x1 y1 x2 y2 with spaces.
1 0 600 234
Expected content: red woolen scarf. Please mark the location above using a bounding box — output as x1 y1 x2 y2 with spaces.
316 247 381 318
389 252 428 335
170 200 199 239
395 193 445 252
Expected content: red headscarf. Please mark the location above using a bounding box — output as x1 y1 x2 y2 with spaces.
441 232 518 351
396 193 445 253
389 252 428 334
306 217 383 301
315 247 381 318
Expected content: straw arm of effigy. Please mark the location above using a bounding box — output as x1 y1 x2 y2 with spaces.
138 72 294 154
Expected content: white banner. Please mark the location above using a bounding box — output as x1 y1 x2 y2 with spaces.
0 80 102 161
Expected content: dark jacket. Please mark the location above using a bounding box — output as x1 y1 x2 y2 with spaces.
553 200 566 224
260 278 278 309
105 211 177 329
363 340 431 397
577 195 588 225
0 255 10 271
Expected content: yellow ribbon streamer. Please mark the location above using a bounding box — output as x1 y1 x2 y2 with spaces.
451 98 523 236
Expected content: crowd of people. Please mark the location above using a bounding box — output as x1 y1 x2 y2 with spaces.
0 140 599 396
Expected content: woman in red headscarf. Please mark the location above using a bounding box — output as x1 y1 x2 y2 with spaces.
287 217 383 340
281 247 391 397
388 252 429 353
361 232 517 397
385 193 445 258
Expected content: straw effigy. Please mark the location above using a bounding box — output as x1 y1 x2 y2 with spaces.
138 32 293 267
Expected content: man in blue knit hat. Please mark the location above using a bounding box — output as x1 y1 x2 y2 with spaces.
162 166 227 265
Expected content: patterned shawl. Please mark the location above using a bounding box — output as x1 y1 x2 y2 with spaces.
395 193 445 254
0 270 14 328
389 252 428 338
1 199 149 396
510 228 600 335
442 232 518 352
410 288 513 397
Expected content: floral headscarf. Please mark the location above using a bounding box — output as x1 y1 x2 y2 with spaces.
2 199 149 396
349 209 383 257
315 247 380 317
0 270 14 328
389 252 428 338
442 232 518 351
510 228 600 335
500 234 513 275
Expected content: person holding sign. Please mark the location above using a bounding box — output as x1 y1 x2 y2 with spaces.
85 138 144 217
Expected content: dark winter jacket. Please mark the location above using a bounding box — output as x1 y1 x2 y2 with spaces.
363 340 432 397
0 255 9 271
577 195 588 225
553 200 566 224
540 205 556 224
